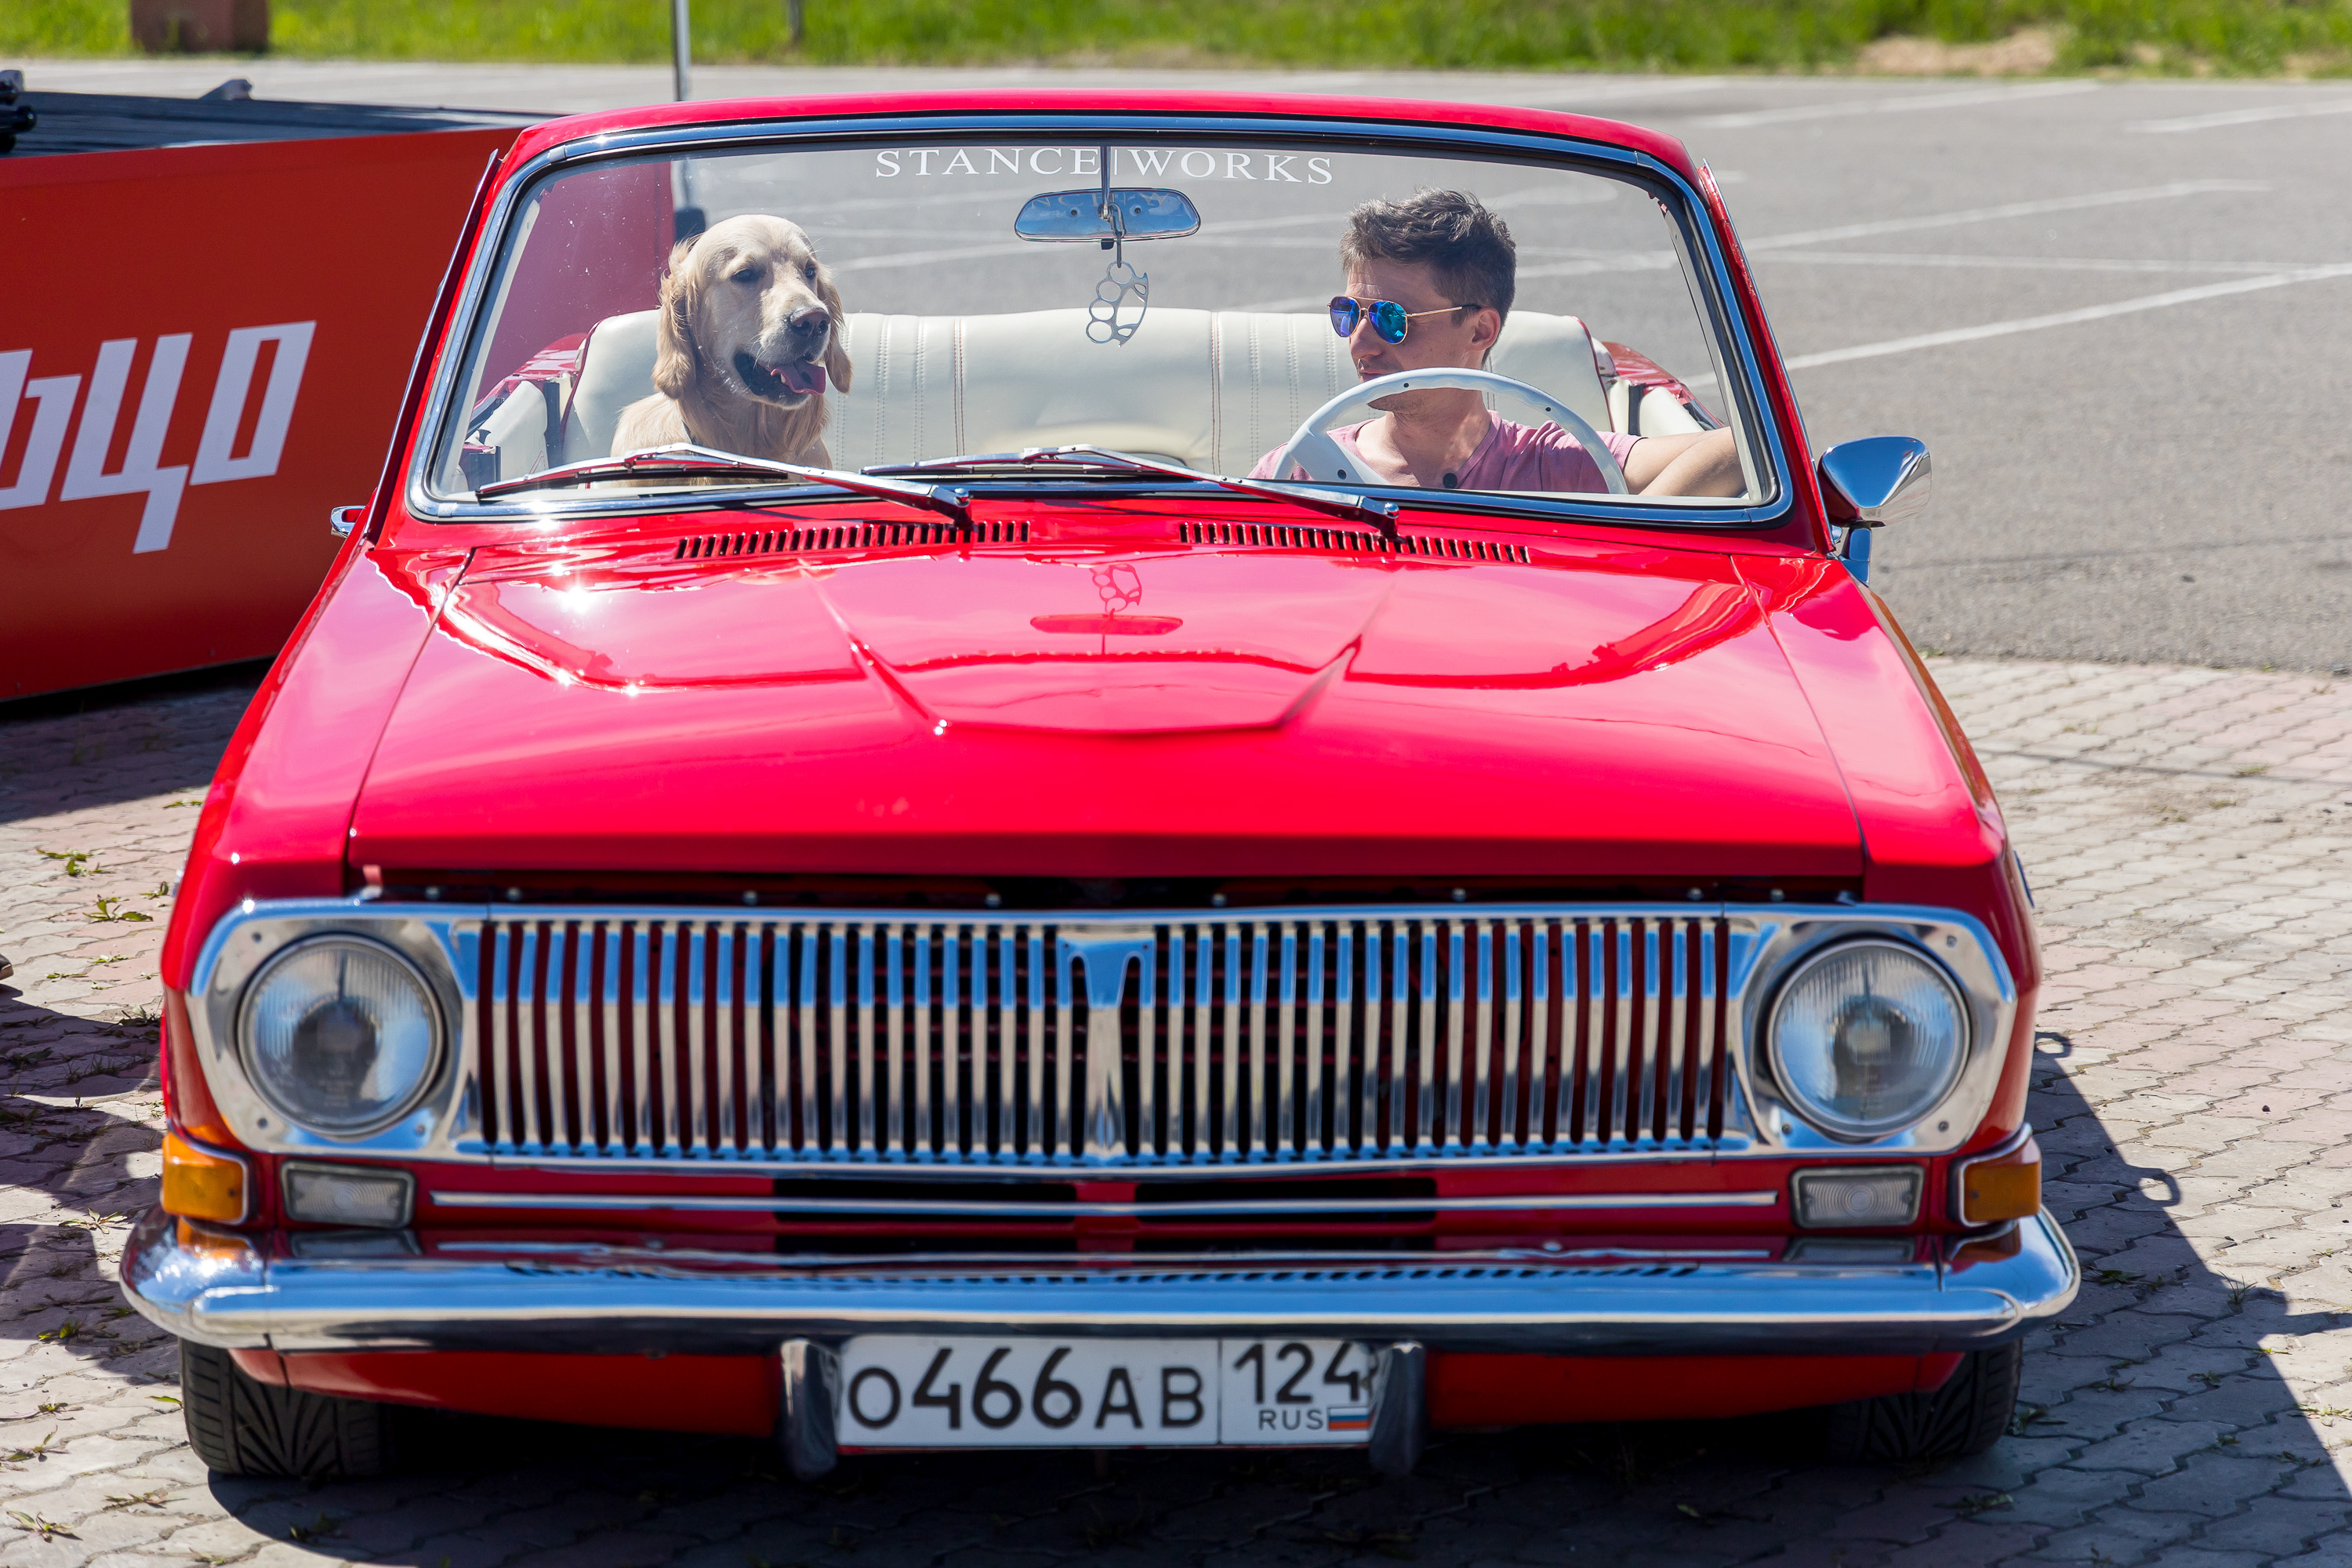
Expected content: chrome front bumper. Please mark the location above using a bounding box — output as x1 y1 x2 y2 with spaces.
119 1207 2078 1357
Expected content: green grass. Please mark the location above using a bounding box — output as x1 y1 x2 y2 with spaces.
13 0 133 56
13 0 2352 75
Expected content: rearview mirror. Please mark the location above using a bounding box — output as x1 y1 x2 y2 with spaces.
1014 188 1201 243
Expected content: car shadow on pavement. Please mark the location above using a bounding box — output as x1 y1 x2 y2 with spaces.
0 664 262 827
0 985 170 1379
134 1031 2348 1566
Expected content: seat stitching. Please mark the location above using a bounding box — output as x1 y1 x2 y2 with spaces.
873 317 893 468
913 318 927 461
1247 318 1262 474
953 318 967 456
1283 319 1299 462
1207 314 1223 474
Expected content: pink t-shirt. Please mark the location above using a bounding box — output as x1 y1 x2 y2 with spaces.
1250 417 1640 494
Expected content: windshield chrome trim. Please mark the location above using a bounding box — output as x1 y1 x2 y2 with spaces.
410 477 1773 533
406 110 1796 535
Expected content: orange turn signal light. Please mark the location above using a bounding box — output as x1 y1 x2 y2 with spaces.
1958 1134 2041 1225
174 1218 261 1267
162 1132 250 1224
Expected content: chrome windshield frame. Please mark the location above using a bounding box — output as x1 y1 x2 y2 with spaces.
404 110 1799 535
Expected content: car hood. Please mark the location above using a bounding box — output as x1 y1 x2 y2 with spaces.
348 530 1863 880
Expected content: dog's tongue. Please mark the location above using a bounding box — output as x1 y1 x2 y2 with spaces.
779 361 827 396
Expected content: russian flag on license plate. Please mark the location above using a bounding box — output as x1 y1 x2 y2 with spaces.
1327 1407 1372 1433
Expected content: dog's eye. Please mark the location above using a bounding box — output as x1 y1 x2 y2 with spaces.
730 267 760 284
804 263 819 281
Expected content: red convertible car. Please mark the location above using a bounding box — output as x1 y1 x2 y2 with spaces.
123 90 2074 1479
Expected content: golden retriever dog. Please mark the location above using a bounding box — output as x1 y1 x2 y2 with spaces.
612 214 852 466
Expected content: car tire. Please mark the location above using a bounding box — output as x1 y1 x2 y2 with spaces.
180 1339 397 1479
1820 1341 2021 1462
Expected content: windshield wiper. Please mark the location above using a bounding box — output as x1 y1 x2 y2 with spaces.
475 443 974 525
880 445 1399 538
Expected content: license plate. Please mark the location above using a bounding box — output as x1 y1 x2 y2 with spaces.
836 1337 1378 1448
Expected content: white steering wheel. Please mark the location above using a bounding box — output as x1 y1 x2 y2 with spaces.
1269 368 1628 496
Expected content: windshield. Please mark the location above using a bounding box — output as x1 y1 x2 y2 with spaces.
430 133 1769 514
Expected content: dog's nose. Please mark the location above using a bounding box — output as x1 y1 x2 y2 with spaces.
787 305 832 338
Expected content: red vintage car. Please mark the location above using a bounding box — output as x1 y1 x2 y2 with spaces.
122 90 2074 1479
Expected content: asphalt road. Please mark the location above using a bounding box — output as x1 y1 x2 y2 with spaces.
24 59 2352 670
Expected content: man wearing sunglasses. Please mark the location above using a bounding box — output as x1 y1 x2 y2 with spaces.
1250 191 1741 498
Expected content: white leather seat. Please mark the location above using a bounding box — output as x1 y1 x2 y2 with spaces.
1485 314 1615 437
469 376 556 484
558 307 1618 473
561 310 661 466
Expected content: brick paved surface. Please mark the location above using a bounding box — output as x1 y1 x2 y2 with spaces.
2 658 2350 1566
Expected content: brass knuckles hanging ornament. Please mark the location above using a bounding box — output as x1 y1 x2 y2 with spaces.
1088 146 1146 345
1088 259 1148 345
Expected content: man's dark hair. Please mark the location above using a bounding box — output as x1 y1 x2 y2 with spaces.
1339 189 1516 324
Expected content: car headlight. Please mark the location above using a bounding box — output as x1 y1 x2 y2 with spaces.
238 936 442 1135
1767 939 1966 1140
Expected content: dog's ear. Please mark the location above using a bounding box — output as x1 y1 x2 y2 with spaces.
651 237 702 400
817 266 853 396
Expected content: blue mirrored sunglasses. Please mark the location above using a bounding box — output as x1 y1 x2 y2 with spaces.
1328 296 1480 345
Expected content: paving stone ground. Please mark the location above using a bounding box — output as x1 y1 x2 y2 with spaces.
1 657 2350 1566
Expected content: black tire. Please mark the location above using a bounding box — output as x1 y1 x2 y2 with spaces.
180 1339 397 1479
1821 1341 2021 1462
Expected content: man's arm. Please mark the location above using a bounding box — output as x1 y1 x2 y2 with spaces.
1620 429 1743 497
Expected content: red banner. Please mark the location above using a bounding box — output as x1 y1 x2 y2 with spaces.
0 127 518 700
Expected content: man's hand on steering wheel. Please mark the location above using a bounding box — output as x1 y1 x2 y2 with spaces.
1272 368 1628 495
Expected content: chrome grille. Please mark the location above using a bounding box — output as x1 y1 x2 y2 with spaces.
469 912 1733 1166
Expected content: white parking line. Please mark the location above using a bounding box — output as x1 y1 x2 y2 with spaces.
1244 244 1673 303
830 241 1036 272
848 180 2278 330
1784 261 2352 371
1504 78 1733 109
2129 98 2352 133
1518 253 1675 281
1759 249 2319 276
1244 183 2273 303
1693 80 2096 130
1744 180 2266 251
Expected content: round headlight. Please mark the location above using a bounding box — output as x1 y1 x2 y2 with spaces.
1767 939 1966 1139
238 936 442 1135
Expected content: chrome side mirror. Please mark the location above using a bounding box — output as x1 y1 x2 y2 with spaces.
1817 437 1928 586
328 505 365 539
1817 436 1930 528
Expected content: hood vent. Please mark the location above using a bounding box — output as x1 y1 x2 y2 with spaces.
1177 520 1530 564
676 518 1031 561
